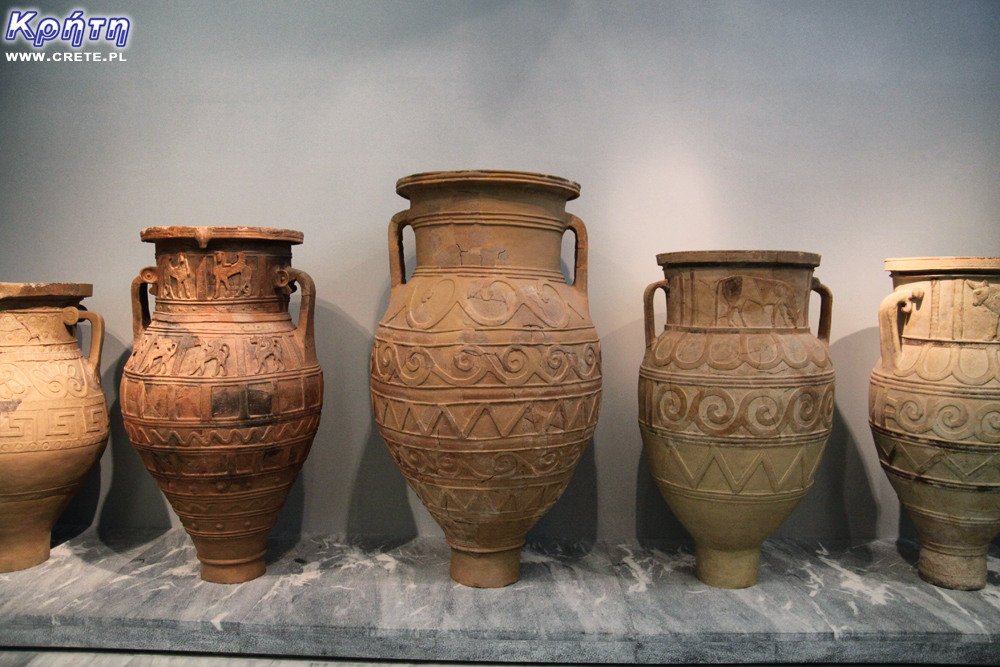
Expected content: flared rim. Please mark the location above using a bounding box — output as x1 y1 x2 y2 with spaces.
885 256 1000 273
0 282 92 302
140 226 303 247
396 170 581 201
656 250 821 268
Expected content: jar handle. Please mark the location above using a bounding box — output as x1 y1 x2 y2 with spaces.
877 286 923 372
63 306 105 382
131 267 157 343
810 277 834 344
643 279 671 348
565 215 589 295
388 211 411 288
275 267 318 366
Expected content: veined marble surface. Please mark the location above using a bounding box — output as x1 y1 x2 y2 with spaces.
0 530 998 664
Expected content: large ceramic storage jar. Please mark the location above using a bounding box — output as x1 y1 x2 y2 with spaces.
371 170 602 588
640 251 834 588
0 283 108 572
121 227 322 584
870 257 1000 590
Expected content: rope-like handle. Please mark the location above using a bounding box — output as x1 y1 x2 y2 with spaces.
565 215 589 294
643 279 671 348
877 287 923 372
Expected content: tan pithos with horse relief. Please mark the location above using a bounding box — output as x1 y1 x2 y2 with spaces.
371 171 601 588
640 251 835 589
0 283 108 572
121 227 322 584
870 257 1000 590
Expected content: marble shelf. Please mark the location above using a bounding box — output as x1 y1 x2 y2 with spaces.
0 529 998 664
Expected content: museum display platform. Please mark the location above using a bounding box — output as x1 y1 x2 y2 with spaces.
0 528 998 664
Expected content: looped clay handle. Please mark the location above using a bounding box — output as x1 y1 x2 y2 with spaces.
131 266 157 343
643 279 671 349
810 277 833 344
388 211 411 289
565 215 589 295
878 287 923 372
275 267 318 367
63 306 105 382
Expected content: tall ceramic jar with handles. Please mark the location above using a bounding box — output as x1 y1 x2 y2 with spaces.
0 283 108 572
639 251 835 588
371 170 602 588
870 257 1000 590
121 227 323 584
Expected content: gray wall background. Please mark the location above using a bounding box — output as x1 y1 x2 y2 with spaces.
1 0 999 544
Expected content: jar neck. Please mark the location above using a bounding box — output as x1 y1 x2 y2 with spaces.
406 186 571 279
0 302 80 348
150 239 293 314
661 263 815 331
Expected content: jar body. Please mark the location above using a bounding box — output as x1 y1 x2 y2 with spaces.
639 252 835 588
121 227 322 584
869 257 1000 590
371 171 601 587
0 283 108 572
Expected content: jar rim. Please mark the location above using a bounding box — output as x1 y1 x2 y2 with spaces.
396 170 581 201
140 226 303 247
656 250 821 268
0 282 92 302
885 256 1000 273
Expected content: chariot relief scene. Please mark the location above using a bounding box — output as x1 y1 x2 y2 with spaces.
664 270 810 330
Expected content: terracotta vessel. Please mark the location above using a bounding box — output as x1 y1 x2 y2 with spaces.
121 227 322 584
371 170 602 588
640 251 834 588
870 257 1000 590
0 283 108 572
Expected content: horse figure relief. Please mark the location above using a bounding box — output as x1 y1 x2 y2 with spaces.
185 339 230 377
248 336 285 374
716 275 799 328
213 251 253 298
138 338 178 375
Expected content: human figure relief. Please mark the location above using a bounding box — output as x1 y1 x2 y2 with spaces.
248 336 285 374
161 255 194 299
187 339 230 377
139 338 178 375
213 252 253 298
968 280 1000 340
716 276 799 328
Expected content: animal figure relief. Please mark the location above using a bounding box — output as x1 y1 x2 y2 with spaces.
186 339 230 377
248 336 285 374
139 338 178 375
213 251 253 298
968 280 1000 340
716 275 799 328
161 255 194 299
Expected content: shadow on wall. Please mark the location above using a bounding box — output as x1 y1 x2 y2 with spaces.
96 337 173 544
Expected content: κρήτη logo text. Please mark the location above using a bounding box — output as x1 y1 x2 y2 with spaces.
4 9 130 48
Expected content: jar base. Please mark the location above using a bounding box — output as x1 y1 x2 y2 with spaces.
0 530 50 574
918 547 987 591
199 553 267 584
450 547 521 588
695 545 761 589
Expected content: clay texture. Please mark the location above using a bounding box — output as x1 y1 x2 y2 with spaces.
870 257 1000 590
371 170 601 587
0 283 108 572
121 227 322 584
639 251 835 588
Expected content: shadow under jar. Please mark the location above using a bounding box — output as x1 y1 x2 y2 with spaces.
639 251 835 589
371 170 602 588
870 257 1000 590
0 282 108 573
121 227 323 584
